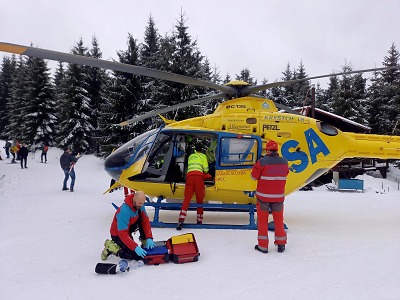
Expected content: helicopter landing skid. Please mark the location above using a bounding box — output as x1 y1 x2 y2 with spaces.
144 196 286 230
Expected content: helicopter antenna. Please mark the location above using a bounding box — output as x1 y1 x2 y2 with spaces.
300 85 314 115
389 119 400 143
173 109 179 121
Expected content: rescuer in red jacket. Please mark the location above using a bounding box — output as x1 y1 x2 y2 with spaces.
251 140 289 253
101 191 155 261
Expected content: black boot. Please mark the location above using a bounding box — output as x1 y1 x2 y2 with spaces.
277 244 285 253
254 245 268 253
176 222 183 230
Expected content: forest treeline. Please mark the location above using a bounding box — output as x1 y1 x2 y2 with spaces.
1 13 399 156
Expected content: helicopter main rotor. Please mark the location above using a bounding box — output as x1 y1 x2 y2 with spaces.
1 42 399 126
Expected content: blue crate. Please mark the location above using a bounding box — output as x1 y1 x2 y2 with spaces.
338 179 364 191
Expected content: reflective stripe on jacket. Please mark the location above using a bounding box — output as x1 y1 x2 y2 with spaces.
251 153 289 202
187 151 209 174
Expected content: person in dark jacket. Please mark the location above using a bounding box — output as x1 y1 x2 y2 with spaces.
251 140 289 253
101 191 155 261
59 147 81 192
19 143 29 169
41 144 49 163
4 140 11 158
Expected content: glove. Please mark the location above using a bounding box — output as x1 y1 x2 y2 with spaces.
204 173 212 179
145 238 156 249
134 246 147 258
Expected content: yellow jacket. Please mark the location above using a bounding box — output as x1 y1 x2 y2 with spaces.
187 151 209 174
10 145 18 153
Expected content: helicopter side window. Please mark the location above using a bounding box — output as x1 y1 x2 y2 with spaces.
317 121 338 136
220 137 258 166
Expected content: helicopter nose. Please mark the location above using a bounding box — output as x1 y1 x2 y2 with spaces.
104 149 128 181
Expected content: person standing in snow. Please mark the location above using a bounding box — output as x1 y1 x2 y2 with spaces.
41 144 49 163
101 191 155 261
19 143 29 169
251 140 289 254
59 147 81 192
4 140 11 158
10 144 18 163
30 143 36 159
15 140 21 160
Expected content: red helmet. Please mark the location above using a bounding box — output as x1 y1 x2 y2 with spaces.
265 140 278 151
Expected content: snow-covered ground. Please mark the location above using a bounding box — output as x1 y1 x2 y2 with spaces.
1 142 400 300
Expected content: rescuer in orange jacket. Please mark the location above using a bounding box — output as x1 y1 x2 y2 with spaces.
177 143 209 230
251 140 289 253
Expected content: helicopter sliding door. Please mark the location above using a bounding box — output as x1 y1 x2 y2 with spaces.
140 131 218 185
215 133 261 193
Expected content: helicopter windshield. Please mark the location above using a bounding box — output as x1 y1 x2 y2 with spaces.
104 128 160 179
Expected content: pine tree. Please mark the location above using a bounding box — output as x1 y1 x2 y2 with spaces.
280 63 294 106
97 34 143 156
366 71 385 133
381 43 400 133
320 75 339 112
331 64 367 125
139 15 163 129
159 11 205 121
59 38 94 152
235 68 256 85
292 61 310 107
204 61 222 114
87 35 108 153
223 73 231 84
22 56 57 146
0 55 16 138
367 43 400 134
53 61 67 141
6 56 28 141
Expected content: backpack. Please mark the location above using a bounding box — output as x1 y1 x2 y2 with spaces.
43 145 49 152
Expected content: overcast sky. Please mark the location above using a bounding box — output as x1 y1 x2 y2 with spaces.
1 0 400 88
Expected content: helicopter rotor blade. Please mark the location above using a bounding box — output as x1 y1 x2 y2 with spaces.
0 42 236 95
274 103 302 115
242 65 400 96
120 92 226 126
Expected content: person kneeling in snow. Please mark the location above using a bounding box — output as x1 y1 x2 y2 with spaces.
101 191 156 261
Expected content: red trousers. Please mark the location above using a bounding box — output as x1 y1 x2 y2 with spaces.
256 201 287 249
179 174 205 223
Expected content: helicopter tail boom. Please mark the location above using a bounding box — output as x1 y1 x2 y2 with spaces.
344 132 400 160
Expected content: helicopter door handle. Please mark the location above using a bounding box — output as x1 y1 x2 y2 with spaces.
247 108 255 112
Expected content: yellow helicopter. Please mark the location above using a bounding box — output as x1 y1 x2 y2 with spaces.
1 42 400 207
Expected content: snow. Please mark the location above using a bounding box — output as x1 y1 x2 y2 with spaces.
1 143 400 300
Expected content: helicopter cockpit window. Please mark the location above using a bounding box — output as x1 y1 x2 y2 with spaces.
104 128 158 170
317 121 338 136
220 137 258 166
144 133 172 175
